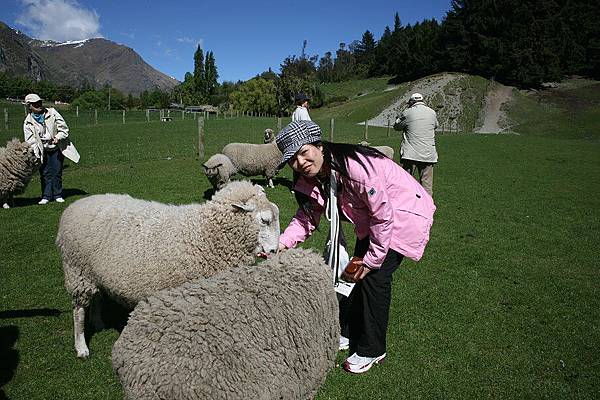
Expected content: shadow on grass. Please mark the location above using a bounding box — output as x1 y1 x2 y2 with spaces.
202 187 216 200
86 293 131 345
0 308 62 319
13 188 88 207
0 326 19 399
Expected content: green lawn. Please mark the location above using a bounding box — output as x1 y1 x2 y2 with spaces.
1 80 599 399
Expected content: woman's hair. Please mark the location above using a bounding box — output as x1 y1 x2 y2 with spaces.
292 141 386 225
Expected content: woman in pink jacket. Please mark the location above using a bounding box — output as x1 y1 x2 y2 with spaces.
275 120 436 374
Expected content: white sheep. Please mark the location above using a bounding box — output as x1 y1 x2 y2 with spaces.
56 180 280 359
222 141 282 188
264 128 275 143
202 153 236 189
0 138 39 209
112 247 339 400
358 141 395 160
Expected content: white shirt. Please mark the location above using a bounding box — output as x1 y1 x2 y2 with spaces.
291 106 311 122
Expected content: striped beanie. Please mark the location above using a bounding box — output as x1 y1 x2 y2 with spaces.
275 120 322 168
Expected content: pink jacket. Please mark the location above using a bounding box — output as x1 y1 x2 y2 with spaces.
279 153 436 268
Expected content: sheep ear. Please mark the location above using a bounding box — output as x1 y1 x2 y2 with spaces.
232 202 256 213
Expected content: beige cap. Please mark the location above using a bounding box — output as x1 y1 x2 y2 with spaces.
23 93 42 104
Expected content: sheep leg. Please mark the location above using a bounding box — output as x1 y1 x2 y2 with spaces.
73 306 89 358
268 178 274 188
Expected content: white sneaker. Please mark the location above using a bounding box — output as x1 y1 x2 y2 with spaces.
342 352 386 374
2 203 9 209
55 197 65 203
38 199 50 205
339 336 349 351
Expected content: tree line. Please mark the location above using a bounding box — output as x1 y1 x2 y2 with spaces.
2 0 597 113
314 0 599 87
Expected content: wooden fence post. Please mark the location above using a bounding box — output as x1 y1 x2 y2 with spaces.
122 110 125 124
277 117 282 131
94 109 98 125
182 110 185 120
198 117 205 161
330 118 335 142
364 120 369 141
146 109 150 122
76 105 79 117
387 119 391 137
4 109 8 130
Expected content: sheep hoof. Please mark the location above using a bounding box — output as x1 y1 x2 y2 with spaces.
76 348 90 359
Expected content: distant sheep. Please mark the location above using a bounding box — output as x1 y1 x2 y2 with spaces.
56 180 280 358
264 128 275 143
222 141 282 188
0 138 38 209
112 248 339 400
358 141 395 159
202 153 236 189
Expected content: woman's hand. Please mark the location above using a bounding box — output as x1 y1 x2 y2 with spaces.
257 243 287 259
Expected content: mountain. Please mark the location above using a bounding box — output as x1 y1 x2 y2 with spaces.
0 21 179 95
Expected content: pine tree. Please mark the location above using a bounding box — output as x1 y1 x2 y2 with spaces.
204 51 219 96
193 45 205 99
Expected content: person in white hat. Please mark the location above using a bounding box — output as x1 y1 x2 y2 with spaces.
393 93 438 196
22 93 79 205
291 92 312 122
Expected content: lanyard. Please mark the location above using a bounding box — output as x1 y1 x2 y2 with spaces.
325 170 341 286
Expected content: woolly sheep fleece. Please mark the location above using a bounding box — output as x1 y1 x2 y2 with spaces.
0 138 38 207
358 141 395 160
202 153 236 189
57 180 280 310
222 141 281 184
112 248 339 400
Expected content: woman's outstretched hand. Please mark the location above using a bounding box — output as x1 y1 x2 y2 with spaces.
257 244 287 259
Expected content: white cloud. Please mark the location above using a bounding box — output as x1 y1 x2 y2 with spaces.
15 0 102 42
176 37 203 48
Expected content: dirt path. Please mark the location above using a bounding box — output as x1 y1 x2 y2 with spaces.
368 73 459 127
475 85 514 134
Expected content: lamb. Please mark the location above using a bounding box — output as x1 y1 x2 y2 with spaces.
222 141 282 188
56 180 280 359
358 141 395 160
264 128 275 143
112 247 339 400
202 153 236 189
0 138 39 209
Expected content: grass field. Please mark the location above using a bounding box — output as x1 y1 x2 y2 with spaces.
1 78 599 399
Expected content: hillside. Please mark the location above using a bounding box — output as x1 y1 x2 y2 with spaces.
317 73 496 133
0 21 178 95
316 73 599 139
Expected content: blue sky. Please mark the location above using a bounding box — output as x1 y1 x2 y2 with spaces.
2 0 452 83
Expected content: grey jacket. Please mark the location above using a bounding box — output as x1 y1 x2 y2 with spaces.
394 102 439 163
24 107 79 163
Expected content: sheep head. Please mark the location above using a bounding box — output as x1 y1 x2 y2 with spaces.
214 181 280 255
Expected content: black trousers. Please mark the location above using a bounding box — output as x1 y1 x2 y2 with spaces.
339 236 403 357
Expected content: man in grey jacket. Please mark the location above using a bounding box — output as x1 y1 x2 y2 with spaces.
393 93 438 196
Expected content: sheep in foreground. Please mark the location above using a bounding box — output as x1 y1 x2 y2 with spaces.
112 247 339 400
222 141 282 188
264 128 275 143
0 138 38 209
56 180 280 359
202 153 236 189
358 141 395 160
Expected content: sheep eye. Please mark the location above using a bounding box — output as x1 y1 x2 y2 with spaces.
259 214 271 225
